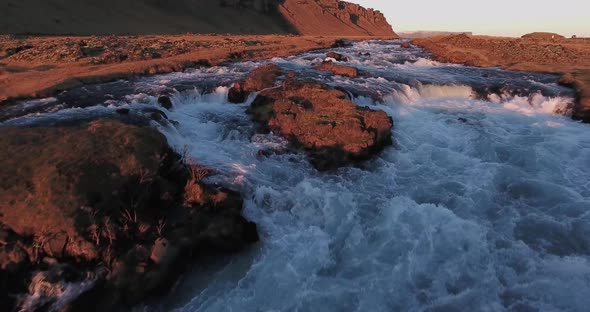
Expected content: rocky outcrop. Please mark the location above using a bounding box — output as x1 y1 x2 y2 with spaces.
249 76 393 170
0 117 257 311
279 0 397 37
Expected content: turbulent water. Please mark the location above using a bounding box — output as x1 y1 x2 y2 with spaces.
3 41 590 312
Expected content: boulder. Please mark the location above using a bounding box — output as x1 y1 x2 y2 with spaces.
315 62 359 78
157 95 173 110
0 118 258 311
228 63 282 103
326 51 349 62
249 78 393 170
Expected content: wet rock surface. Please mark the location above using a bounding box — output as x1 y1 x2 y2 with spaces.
228 63 282 103
326 51 349 62
249 77 393 170
0 117 257 311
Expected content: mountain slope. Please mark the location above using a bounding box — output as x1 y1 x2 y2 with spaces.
0 0 292 35
0 0 396 36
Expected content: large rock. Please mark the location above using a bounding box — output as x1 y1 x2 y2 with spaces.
249 78 393 170
228 63 282 103
315 62 359 78
0 118 257 311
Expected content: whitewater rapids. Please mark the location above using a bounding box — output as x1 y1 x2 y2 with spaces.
2 40 589 312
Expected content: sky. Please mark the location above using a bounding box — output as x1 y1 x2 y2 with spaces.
346 0 590 37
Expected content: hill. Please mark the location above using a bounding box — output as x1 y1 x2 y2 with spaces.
398 31 473 38
0 0 396 37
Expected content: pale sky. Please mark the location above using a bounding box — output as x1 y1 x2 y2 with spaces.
347 0 590 37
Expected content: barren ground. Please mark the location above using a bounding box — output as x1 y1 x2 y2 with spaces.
0 34 384 103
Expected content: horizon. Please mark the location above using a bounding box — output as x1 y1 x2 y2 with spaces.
347 0 590 37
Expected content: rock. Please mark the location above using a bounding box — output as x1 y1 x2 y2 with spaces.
228 63 282 103
315 62 359 78
326 51 349 62
400 42 412 49
5 44 33 56
331 39 353 48
157 96 173 110
228 82 248 104
115 108 130 115
0 118 258 311
249 78 393 170
150 238 177 265
150 111 167 122
558 73 576 86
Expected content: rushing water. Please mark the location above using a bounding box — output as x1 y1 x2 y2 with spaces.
2 41 590 312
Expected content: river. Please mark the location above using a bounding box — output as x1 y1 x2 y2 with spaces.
3 40 590 312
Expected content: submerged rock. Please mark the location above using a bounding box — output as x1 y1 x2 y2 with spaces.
249 78 393 170
228 63 282 103
157 95 173 110
0 118 257 311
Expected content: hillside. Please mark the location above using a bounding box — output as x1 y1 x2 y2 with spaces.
0 0 293 35
0 0 396 37
279 0 397 37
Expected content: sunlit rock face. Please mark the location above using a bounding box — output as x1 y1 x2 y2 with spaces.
278 0 398 36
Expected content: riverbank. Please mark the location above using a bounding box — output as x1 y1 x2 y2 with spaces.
0 34 391 103
413 34 590 122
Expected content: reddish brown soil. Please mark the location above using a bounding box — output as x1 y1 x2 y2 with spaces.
414 34 590 122
0 34 387 103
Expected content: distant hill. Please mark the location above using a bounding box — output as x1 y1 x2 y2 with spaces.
398 31 473 39
0 0 396 37
521 32 565 40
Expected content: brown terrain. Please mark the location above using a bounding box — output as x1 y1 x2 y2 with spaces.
0 34 345 102
414 34 590 122
0 0 396 103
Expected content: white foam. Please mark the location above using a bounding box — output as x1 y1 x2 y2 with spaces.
406 57 442 67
